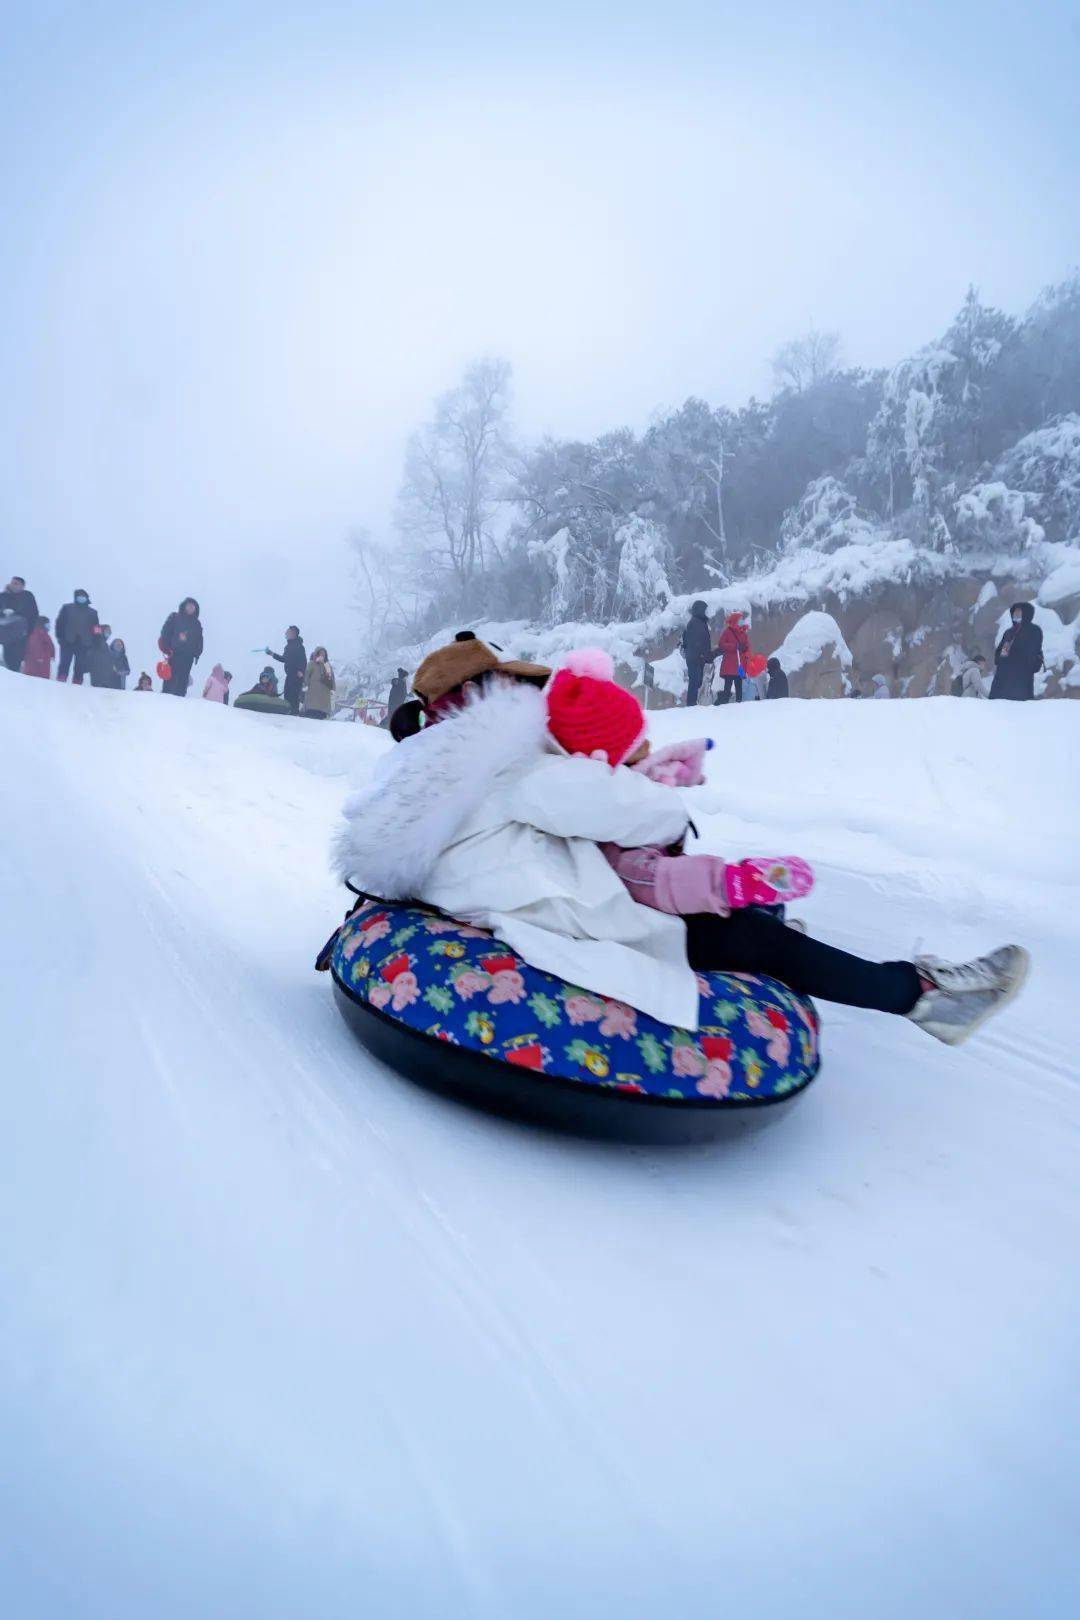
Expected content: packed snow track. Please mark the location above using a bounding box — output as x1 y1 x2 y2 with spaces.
1 673 1078 1619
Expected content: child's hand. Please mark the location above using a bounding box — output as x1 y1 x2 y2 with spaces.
633 737 714 788
724 857 814 909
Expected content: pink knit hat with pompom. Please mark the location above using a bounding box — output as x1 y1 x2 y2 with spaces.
545 648 648 766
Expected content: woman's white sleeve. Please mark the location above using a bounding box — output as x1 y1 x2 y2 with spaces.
508 757 689 848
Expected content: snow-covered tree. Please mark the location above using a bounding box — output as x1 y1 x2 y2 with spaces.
396 357 513 611
780 476 876 554
611 517 673 617
771 329 843 394
995 415 1080 544
952 483 1044 552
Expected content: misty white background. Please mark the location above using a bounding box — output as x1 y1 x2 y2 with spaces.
3 1 1079 682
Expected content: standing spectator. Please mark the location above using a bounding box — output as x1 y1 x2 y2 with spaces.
22 615 55 679
387 666 409 718
0 575 39 671
303 647 336 718
202 664 231 702
957 654 988 698
872 674 891 699
55 589 100 683
743 652 768 700
990 602 1044 701
267 625 307 715
765 656 789 699
134 672 154 692
681 600 714 706
89 624 121 688
159 597 204 696
111 638 130 690
714 610 749 705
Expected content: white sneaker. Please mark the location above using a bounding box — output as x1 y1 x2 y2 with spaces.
907 945 1030 1046
784 917 808 936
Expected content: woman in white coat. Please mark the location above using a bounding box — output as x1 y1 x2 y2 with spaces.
334 641 1028 1045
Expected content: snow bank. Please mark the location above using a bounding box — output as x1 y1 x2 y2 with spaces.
3 673 1079 1619
772 609 852 676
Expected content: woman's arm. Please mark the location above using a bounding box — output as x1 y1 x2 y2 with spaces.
508 756 689 849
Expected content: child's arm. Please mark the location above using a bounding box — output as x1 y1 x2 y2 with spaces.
604 848 815 916
602 845 731 916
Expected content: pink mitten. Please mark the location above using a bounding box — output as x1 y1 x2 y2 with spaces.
723 857 814 910
633 737 714 788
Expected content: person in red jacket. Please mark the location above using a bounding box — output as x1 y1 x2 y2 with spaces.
715 610 750 704
21 615 55 679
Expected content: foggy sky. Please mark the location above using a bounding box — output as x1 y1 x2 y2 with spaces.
2 0 1079 682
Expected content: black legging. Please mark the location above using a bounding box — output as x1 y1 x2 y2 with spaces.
715 675 742 704
685 910 921 1014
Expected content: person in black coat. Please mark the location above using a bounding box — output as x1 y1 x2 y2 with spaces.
160 597 204 695
681 600 714 706
0 575 40 671
111 638 130 690
55 588 100 683
989 602 1043 701
267 625 307 715
765 656 789 698
387 666 409 716
88 624 121 688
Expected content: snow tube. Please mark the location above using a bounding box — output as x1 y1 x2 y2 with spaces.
233 690 290 715
327 899 821 1142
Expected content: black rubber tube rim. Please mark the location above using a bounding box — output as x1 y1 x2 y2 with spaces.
331 970 820 1143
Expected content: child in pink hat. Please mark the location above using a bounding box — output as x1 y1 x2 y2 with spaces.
545 648 813 918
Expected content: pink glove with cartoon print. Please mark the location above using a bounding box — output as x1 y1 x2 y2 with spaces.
722 856 814 909
632 737 714 788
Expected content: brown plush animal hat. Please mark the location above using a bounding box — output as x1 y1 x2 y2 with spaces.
412 631 550 705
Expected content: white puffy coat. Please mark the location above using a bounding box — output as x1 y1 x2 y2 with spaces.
959 659 988 698
334 679 701 1029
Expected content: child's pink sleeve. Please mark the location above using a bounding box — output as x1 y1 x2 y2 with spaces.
601 843 666 907
602 844 731 916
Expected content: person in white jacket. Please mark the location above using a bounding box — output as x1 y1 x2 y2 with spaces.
333 643 1029 1045
959 655 988 698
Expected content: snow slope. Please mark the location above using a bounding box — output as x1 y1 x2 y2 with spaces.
2 675 1079 1620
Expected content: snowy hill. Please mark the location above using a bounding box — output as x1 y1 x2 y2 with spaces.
2 673 1079 1620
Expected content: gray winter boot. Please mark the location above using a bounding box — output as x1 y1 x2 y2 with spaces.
907 945 1030 1046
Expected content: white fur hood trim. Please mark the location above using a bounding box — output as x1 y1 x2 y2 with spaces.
333 679 550 899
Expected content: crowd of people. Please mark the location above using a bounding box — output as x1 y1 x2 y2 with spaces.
678 598 1047 703
1 572 1050 719
0 576 338 719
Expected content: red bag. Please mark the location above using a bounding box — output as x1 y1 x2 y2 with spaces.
156 659 172 680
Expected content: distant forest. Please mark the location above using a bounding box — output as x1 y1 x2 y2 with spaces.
351 274 1080 645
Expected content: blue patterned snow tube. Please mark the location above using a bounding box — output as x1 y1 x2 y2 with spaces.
328 900 821 1140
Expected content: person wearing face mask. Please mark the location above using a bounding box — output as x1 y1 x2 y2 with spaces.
159 597 204 695
990 603 1044 701
55 589 101 683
